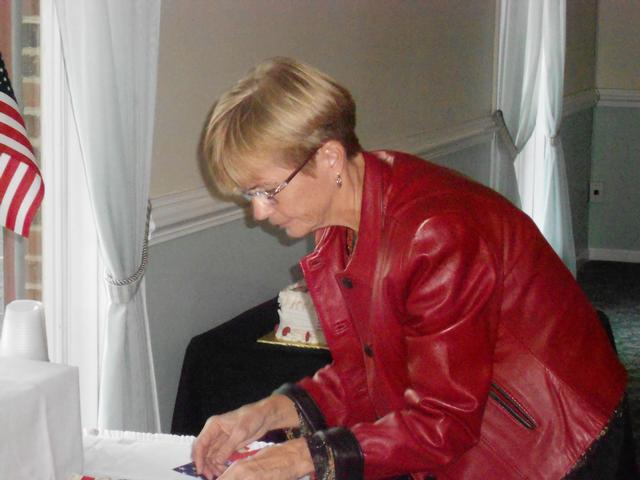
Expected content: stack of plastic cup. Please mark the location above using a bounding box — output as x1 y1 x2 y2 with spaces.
0 299 49 361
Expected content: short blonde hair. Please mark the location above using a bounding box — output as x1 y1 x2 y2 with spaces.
202 57 361 195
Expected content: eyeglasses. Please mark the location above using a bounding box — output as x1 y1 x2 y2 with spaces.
240 149 317 204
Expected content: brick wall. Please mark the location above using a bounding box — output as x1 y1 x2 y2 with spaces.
22 2 42 300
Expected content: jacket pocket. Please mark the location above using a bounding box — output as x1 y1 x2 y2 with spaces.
488 382 537 430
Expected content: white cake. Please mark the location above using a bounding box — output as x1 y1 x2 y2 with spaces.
275 282 326 345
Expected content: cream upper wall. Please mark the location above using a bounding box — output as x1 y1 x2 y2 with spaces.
596 0 640 90
151 0 496 197
565 0 597 96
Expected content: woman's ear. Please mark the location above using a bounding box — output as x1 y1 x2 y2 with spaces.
319 140 346 171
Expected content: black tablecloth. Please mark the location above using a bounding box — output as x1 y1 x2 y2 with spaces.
171 297 332 436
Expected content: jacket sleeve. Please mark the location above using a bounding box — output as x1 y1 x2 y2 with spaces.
290 212 499 479
351 213 499 478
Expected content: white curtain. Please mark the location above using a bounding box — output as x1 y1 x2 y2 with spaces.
494 0 576 275
489 0 544 207
54 0 161 431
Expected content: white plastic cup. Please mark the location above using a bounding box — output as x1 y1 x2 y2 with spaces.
0 300 49 361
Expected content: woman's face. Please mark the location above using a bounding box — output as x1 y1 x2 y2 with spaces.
245 151 336 238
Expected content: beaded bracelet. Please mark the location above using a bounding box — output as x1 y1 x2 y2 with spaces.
306 431 336 480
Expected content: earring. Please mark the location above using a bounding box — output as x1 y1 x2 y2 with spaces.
335 173 343 188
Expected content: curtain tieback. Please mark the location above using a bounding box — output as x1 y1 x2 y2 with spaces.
492 110 518 159
550 133 561 146
105 202 152 304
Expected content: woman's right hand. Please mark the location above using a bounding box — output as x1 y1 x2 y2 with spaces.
192 394 299 479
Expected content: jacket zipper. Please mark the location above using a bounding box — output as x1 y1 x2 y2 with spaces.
488 382 537 430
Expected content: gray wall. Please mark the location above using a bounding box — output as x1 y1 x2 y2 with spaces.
151 0 496 197
562 108 596 263
147 217 311 432
589 107 640 252
587 0 640 257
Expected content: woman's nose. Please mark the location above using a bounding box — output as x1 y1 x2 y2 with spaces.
251 198 272 221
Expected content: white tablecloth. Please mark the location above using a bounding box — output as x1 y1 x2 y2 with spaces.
83 429 198 480
0 358 83 480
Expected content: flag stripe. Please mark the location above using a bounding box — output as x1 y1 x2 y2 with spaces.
0 122 32 151
13 172 41 236
0 160 27 227
0 153 18 201
0 141 40 174
0 132 37 163
0 151 9 174
6 167 36 232
0 92 26 128
0 111 29 138
19 174 45 237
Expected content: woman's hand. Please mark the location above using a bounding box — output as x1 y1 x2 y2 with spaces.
192 395 299 479
218 438 314 480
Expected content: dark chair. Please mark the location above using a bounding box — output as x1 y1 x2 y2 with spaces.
596 310 639 478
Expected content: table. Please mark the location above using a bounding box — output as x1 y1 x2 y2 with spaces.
0 358 83 480
171 297 332 436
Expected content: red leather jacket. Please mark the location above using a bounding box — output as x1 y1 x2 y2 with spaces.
289 151 626 479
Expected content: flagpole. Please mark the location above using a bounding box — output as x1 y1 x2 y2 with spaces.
11 0 26 299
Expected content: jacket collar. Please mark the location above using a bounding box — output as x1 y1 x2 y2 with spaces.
302 151 393 278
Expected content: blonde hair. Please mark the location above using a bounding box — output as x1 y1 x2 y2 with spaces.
202 57 361 195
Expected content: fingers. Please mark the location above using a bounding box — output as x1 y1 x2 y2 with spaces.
192 415 249 476
193 417 228 475
216 439 314 480
192 402 275 477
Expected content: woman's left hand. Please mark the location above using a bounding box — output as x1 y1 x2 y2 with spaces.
216 437 314 480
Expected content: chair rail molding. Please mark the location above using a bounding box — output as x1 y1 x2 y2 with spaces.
149 189 244 246
380 116 497 160
150 90 600 246
597 89 640 109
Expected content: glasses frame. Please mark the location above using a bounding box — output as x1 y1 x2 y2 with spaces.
240 149 317 204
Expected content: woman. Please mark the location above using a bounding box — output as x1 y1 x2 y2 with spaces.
192 57 629 480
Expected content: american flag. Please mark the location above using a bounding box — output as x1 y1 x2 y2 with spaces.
0 52 44 237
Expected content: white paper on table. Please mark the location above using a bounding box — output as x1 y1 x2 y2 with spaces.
83 430 310 480
83 430 194 480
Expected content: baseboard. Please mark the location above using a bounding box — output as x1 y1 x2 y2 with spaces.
588 248 640 263
576 248 591 272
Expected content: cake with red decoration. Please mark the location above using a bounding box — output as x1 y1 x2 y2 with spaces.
275 281 326 346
